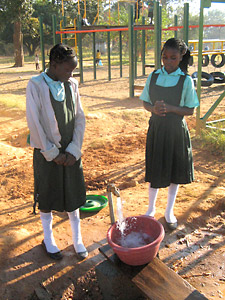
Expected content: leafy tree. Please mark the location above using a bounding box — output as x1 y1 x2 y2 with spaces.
30 0 100 50
204 9 225 39
0 0 33 66
23 17 42 56
0 24 14 44
32 0 61 49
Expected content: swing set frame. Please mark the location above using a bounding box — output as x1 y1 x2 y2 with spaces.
196 0 225 133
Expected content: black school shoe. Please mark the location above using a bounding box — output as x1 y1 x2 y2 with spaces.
164 218 178 231
41 240 63 260
76 250 88 260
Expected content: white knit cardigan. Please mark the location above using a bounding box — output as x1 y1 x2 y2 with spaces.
26 74 85 161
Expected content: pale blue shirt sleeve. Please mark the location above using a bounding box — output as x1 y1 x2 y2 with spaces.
180 76 199 108
140 73 153 104
140 68 199 108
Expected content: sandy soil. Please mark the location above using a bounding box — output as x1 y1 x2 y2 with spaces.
0 61 224 300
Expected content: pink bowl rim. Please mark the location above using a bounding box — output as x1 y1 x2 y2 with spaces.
107 215 165 251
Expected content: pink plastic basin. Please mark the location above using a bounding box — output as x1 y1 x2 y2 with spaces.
107 215 165 266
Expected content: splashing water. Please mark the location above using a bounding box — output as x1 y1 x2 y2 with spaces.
118 231 155 248
116 197 126 235
115 197 154 248
116 197 123 223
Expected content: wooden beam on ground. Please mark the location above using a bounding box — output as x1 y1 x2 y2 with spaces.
72 73 80 77
144 64 155 68
99 244 208 300
32 286 52 300
133 84 144 91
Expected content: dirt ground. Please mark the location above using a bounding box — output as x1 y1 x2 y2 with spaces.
0 60 224 300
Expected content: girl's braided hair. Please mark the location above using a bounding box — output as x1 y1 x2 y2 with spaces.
49 43 77 66
161 38 190 74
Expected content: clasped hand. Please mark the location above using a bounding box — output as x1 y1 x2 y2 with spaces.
53 152 76 166
153 100 167 117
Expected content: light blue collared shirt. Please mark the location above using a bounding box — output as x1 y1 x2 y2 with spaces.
140 67 199 108
31 72 76 105
42 72 65 102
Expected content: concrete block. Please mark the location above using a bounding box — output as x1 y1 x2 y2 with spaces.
95 259 146 300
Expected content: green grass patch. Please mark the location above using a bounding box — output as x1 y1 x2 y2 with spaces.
88 138 107 150
121 110 145 123
0 55 38 64
0 94 26 111
195 125 225 155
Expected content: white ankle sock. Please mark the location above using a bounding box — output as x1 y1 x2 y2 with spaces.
145 183 159 217
165 183 179 223
40 212 60 254
67 209 87 253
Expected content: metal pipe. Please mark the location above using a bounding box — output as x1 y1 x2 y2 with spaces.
107 184 120 224
183 3 189 46
196 0 205 133
93 32 96 80
128 4 134 98
154 1 161 70
39 16 45 72
77 15 83 83
119 31 123 77
107 27 111 81
142 16 145 76
174 15 178 39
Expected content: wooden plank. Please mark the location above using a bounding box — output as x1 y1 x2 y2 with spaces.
33 286 52 300
144 64 155 68
72 73 80 77
144 64 162 68
99 244 208 300
133 258 208 300
133 84 144 90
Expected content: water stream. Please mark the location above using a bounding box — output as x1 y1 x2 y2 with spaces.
115 196 154 248
116 197 126 235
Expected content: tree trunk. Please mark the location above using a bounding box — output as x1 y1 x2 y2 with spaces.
13 21 24 67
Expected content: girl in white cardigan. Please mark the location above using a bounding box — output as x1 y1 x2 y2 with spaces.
26 44 87 260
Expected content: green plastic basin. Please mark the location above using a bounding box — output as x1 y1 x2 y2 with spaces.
80 195 108 212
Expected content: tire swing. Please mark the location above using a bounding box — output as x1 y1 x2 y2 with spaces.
211 54 225 68
210 71 225 84
191 71 214 87
202 54 209 67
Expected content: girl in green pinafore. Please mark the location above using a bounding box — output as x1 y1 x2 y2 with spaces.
140 38 199 230
26 44 87 260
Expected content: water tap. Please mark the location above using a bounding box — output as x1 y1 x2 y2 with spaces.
107 183 120 224
107 183 120 197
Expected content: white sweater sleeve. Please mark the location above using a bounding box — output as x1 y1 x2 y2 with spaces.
26 80 59 161
65 80 85 160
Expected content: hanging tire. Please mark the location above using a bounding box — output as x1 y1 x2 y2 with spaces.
191 71 214 87
202 55 209 67
211 54 225 68
189 56 193 66
210 71 225 83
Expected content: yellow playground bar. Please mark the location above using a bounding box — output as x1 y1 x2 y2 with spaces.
189 39 225 56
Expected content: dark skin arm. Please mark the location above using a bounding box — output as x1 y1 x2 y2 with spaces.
143 100 194 117
53 153 67 165
64 152 76 166
53 152 76 166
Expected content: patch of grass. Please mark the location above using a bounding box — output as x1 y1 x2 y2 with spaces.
88 138 107 150
0 55 38 64
195 126 225 155
0 94 26 111
121 110 145 123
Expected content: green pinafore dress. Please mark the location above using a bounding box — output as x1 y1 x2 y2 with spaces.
33 82 86 212
145 71 194 188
